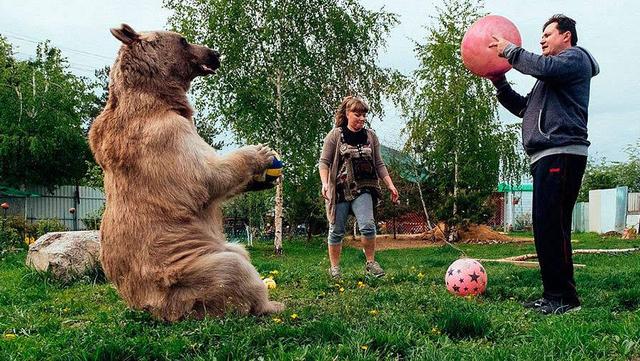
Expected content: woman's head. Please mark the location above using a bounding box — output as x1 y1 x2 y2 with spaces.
334 96 369 129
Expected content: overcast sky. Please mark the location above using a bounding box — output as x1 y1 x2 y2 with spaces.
1 0 638 162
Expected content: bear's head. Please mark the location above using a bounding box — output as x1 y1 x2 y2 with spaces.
109 24 220 93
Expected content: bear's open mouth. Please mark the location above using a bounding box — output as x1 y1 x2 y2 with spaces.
199 64 217 75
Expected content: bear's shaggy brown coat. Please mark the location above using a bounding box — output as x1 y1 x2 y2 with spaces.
89 24 284 321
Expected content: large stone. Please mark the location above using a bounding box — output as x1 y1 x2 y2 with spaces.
26 231 101 283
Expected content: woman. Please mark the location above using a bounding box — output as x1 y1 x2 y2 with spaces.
318 96 399 279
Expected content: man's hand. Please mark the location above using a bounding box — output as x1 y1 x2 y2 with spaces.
488 35 510 58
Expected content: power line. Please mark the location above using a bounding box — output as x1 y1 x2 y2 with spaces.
13 51 100 74
1 30 113 61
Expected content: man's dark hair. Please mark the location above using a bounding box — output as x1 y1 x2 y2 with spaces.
544 14 578 46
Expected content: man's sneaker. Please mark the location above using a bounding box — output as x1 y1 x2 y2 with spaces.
522 297 550 309
365 261 385 278
329 266 341 280
537 299 581 315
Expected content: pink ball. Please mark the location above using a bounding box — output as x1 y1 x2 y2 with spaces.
445 258 488 296
461 15 522 78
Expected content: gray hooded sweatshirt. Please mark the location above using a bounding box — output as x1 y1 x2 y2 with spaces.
493 44 600 164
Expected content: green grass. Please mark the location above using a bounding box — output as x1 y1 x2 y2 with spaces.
1 233 640 360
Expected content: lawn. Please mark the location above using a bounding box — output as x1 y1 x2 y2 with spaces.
1 233 640 360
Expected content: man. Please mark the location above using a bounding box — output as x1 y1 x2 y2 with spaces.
488 14 599 314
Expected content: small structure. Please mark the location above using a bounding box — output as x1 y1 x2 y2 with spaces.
493 183 533 232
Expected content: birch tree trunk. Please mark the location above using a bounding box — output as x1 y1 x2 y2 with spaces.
273 70 284 255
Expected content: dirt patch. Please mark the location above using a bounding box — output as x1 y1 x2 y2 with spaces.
345 224 533 251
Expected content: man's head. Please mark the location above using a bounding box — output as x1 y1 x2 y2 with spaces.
540 14 577 56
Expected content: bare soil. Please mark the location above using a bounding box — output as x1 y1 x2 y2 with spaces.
345 224 533 250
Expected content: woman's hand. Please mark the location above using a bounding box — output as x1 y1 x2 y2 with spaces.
389 185 399 204
321 182 330 200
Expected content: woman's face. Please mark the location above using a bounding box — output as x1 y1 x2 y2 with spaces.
346 109 366 131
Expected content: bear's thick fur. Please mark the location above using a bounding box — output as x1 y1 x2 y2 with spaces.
88 24 284 321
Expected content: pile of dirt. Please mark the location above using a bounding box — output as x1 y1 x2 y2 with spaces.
345 224 532 250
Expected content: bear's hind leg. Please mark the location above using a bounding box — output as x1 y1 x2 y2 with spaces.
180 251 284 317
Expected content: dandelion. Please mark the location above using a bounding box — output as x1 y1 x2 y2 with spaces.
417 272 425 279
272 317 283 324
357 281 366 288
431 326 441 335
360 345 368 350
339 287 345 293
368 309 379 316
269 270 279 276
263 277 277 289
290 313 299 320
3 333 16 340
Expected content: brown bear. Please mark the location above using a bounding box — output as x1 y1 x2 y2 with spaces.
88 24 284 321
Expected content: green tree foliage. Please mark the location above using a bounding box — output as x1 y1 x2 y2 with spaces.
579 139 640 201
0 36 98 189
394 0 526 226
165 0 400 247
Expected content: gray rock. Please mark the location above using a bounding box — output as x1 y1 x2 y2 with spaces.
26 231 101 283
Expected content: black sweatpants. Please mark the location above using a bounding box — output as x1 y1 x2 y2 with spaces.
530 153 587 305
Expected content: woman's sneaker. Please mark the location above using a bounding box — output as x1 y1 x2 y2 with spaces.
365 261 385 278
329 266 341 280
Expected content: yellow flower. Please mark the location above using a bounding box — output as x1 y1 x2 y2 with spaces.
272 317 282 324
368 309 379 316
357 281 366 288
290 313 299 320
360 345 368 350
339 287 345 293
269 270 279 276
431 327 441 335
263 277 277 289
417 272 425 279
3 333 16 340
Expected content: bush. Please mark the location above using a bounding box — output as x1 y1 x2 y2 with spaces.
82 205 104 230
513 212 532 231
6 216 36 237
0 224 23 251
34 218 67 237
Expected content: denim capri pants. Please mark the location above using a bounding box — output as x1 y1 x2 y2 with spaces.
327 192 376 245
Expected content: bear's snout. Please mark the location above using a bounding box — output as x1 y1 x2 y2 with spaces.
193 46 220 76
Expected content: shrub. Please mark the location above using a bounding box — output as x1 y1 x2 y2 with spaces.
82 205 104 230
0 224 23 251
6 215 36 237
34 218 67 237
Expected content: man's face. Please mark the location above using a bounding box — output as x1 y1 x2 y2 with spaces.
540 22 571 56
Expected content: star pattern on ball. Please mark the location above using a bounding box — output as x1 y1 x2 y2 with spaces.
469 271 481 283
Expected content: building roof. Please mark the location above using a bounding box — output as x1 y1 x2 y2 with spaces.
497 183 533 192
0 185 40 197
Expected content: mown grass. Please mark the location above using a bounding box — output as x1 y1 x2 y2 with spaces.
1 232 639 360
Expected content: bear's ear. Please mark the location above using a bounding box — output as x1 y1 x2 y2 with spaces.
110 24 140 45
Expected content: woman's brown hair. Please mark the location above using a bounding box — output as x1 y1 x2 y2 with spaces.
334 96 369 128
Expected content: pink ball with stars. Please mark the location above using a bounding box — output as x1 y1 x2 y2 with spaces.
445 258 488 296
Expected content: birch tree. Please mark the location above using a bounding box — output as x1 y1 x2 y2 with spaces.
395 0 526 226
166 0 399 253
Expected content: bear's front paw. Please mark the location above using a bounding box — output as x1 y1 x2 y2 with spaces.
250 144 276 173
